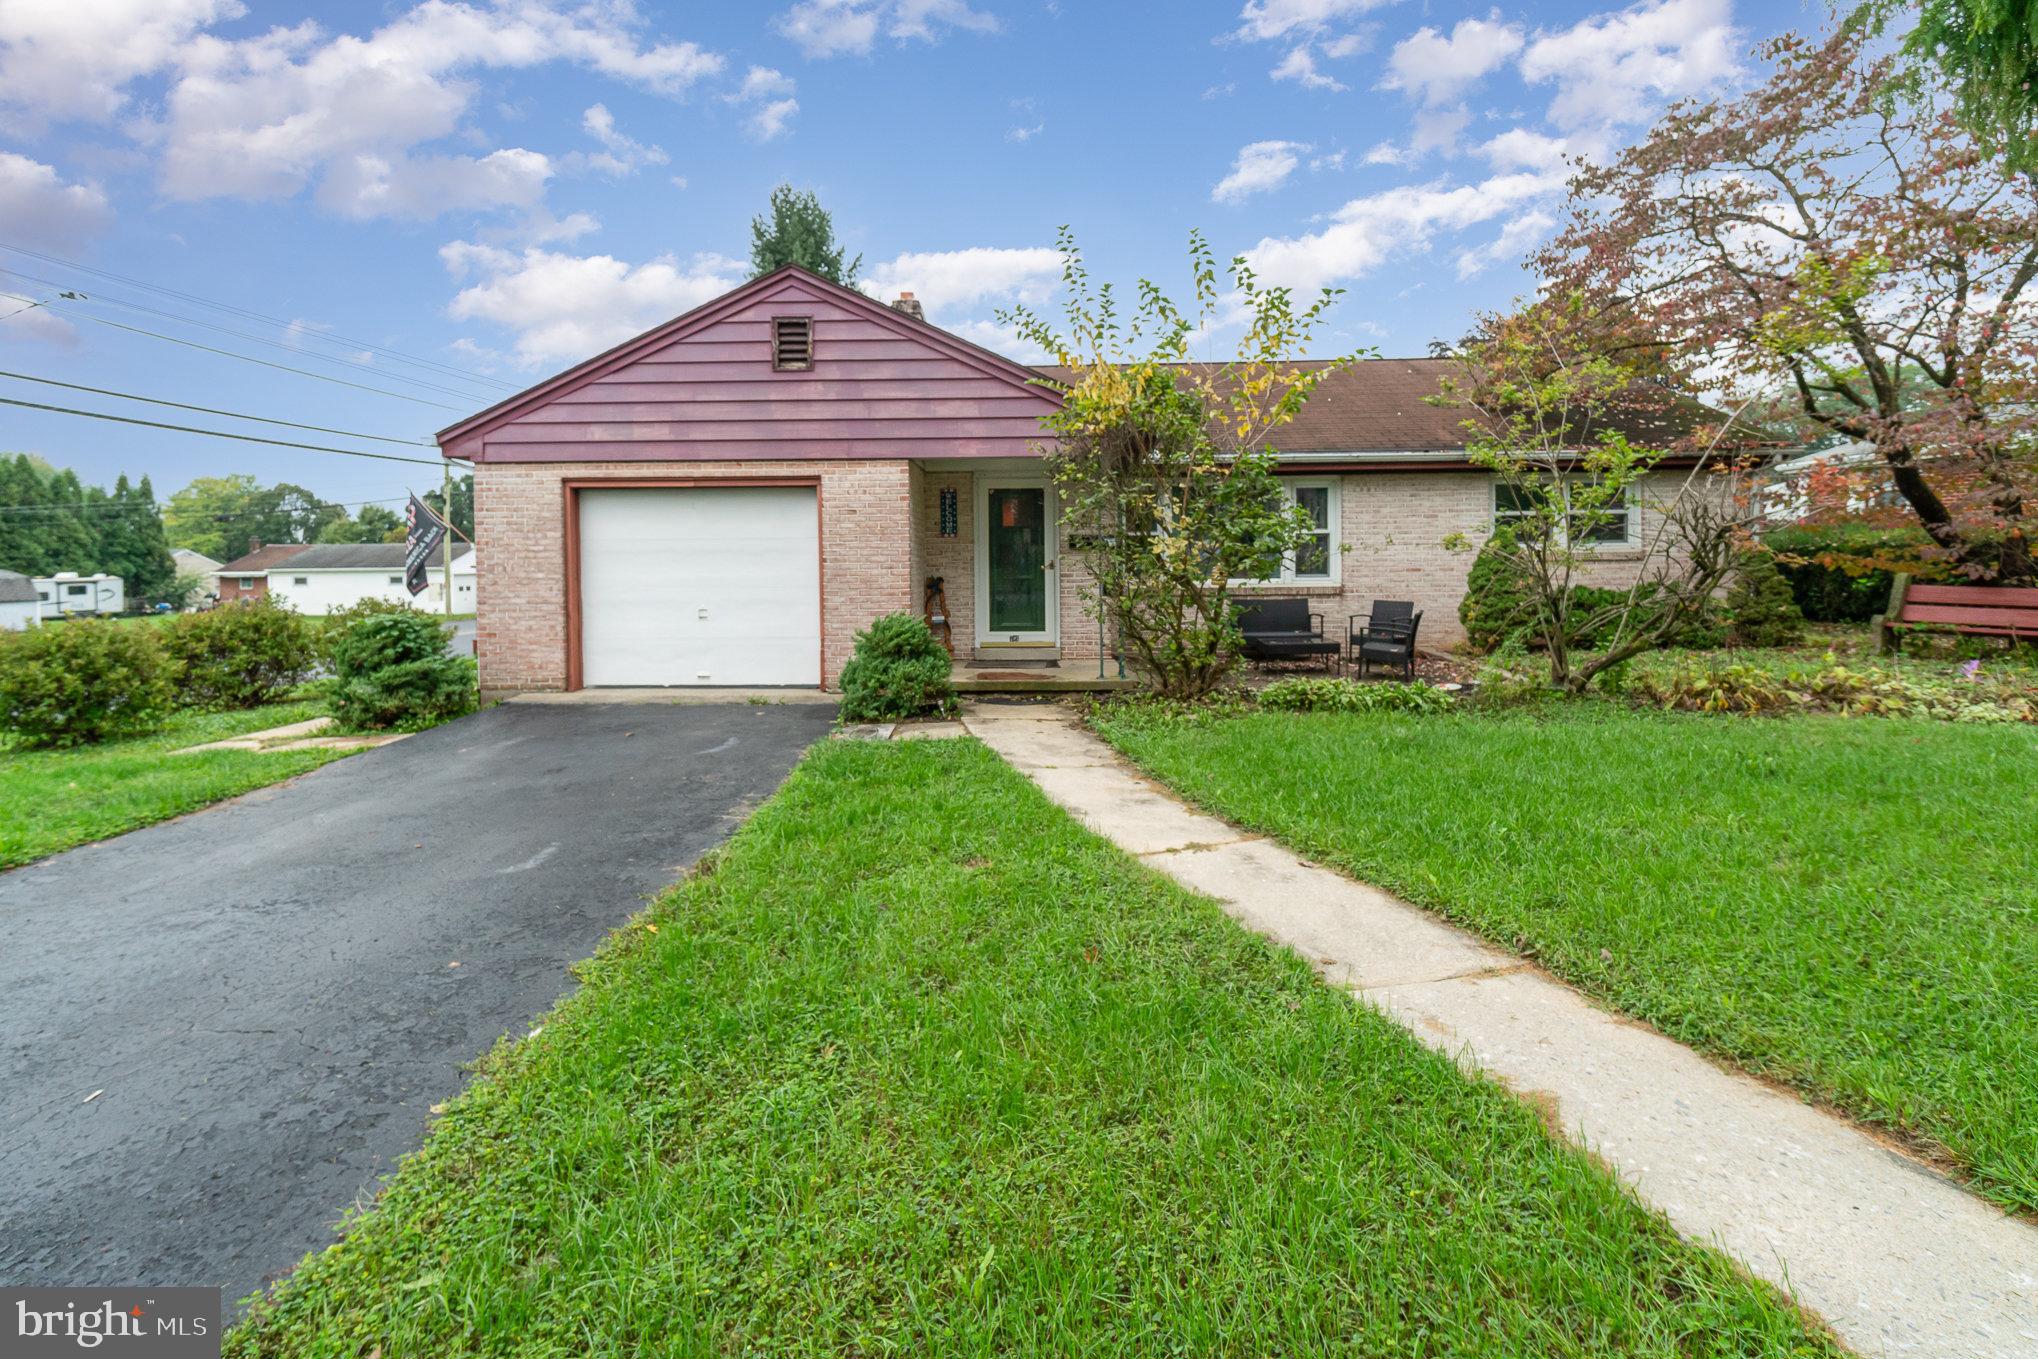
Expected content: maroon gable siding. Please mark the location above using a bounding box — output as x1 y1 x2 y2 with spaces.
439 267 1060 463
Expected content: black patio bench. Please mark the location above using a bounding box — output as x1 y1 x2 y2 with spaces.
1236 597 1341 673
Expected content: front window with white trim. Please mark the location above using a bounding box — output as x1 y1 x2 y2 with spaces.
1239 478 1339 583
1493 477 1637 548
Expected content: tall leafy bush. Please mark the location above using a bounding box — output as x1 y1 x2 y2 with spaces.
160 598 316 709
0 621 175 747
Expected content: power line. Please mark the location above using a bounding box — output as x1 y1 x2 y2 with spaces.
0 369 435 446
0 266 505 403
0 293 468 412
0 241 518 393
0 495 412 516
0 396 459 467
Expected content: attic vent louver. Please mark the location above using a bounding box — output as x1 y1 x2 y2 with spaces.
772 316 813 371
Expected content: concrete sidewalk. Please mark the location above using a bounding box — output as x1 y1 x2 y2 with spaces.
961 700 2038 1359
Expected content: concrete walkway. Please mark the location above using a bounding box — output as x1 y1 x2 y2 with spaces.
960 700 2038 1359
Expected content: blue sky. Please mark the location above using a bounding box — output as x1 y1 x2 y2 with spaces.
0 0 1807 509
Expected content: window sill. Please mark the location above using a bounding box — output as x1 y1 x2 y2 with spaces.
1231 581 1343 595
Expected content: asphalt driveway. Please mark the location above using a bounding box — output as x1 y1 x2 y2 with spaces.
0 700 833 1309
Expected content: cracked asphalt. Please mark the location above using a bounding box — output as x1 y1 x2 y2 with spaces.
0 700 831 1310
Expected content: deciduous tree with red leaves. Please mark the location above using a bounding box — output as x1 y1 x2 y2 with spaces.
1537 22 2038 582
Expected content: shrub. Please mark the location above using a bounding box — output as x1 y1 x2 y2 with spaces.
159 598 317 709
328 612 477 732
1464 546 1725 655
1257 677 1454 714
1725 551 1806 648
1630 656 2035 723
1459 532 1539 652
1763 525 1938 623
0 620 176 747
836 613 954 722
318 597 424 667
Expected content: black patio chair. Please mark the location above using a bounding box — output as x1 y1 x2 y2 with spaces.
1235 597 1341 673
1348 601 1423 681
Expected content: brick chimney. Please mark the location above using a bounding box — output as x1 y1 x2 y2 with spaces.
890 291 924 321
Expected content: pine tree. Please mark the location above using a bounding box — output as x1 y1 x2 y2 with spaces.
749 185 862 284
1726 550 1807 648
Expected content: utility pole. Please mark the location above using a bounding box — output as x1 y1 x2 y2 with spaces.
441 461 454 617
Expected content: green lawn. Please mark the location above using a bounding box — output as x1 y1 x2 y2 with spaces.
0 702 355 868
1091 705 2038 1213
229 739 1833 1357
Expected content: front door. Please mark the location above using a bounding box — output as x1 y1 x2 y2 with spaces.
976 479 1058 646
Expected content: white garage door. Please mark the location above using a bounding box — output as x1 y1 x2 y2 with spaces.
578 487 821 687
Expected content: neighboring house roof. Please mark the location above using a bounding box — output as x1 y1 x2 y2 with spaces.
0 570 37 604
219 543 314 574
280 544 473 571
171 548 223 571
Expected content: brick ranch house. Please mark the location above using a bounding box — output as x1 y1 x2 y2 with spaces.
438 264 1708 694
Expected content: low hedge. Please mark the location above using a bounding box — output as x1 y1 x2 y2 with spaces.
159 598 317 709
1762 524 1938 623
0 620 176 747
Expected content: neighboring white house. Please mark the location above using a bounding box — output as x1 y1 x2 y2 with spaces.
33 572 124 616
265 543 475 616
171 548 223 605
0 570 41 630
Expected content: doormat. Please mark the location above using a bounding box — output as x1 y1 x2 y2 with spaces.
970 671 1045 680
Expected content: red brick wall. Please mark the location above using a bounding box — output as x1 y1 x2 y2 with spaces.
215 576 268 604
473 460 912 694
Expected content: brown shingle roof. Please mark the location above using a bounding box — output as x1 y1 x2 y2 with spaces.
217 543 314 574
1028 357 1751 456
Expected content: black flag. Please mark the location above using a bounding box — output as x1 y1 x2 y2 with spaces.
405 494 447 596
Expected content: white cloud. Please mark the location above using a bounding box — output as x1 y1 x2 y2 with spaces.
1007 122 1044 142
441 240 743 365
1201 81 1237 100
747 97 800 140
891 0 1000 43
859 246 1061 316
318 147 552 220
1269 45 1345 91
1245 169 1563 294
1454 208 1554 278
145 1 721 218
1476 127 1577 174
0 151 111 247
774 0 997 59
725 65 798 141
1363 141 1413 166
1409 105 1473 156
0 300 79 347
1212 140 1306 203
1233 0 1386 44
734 65 797 100
0 0 241 125
947 317 1046 362
577 103 668 176
1382 14 1524 105
1519 0 1738 129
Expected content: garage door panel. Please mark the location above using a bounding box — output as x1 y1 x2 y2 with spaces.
579 487 821 687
